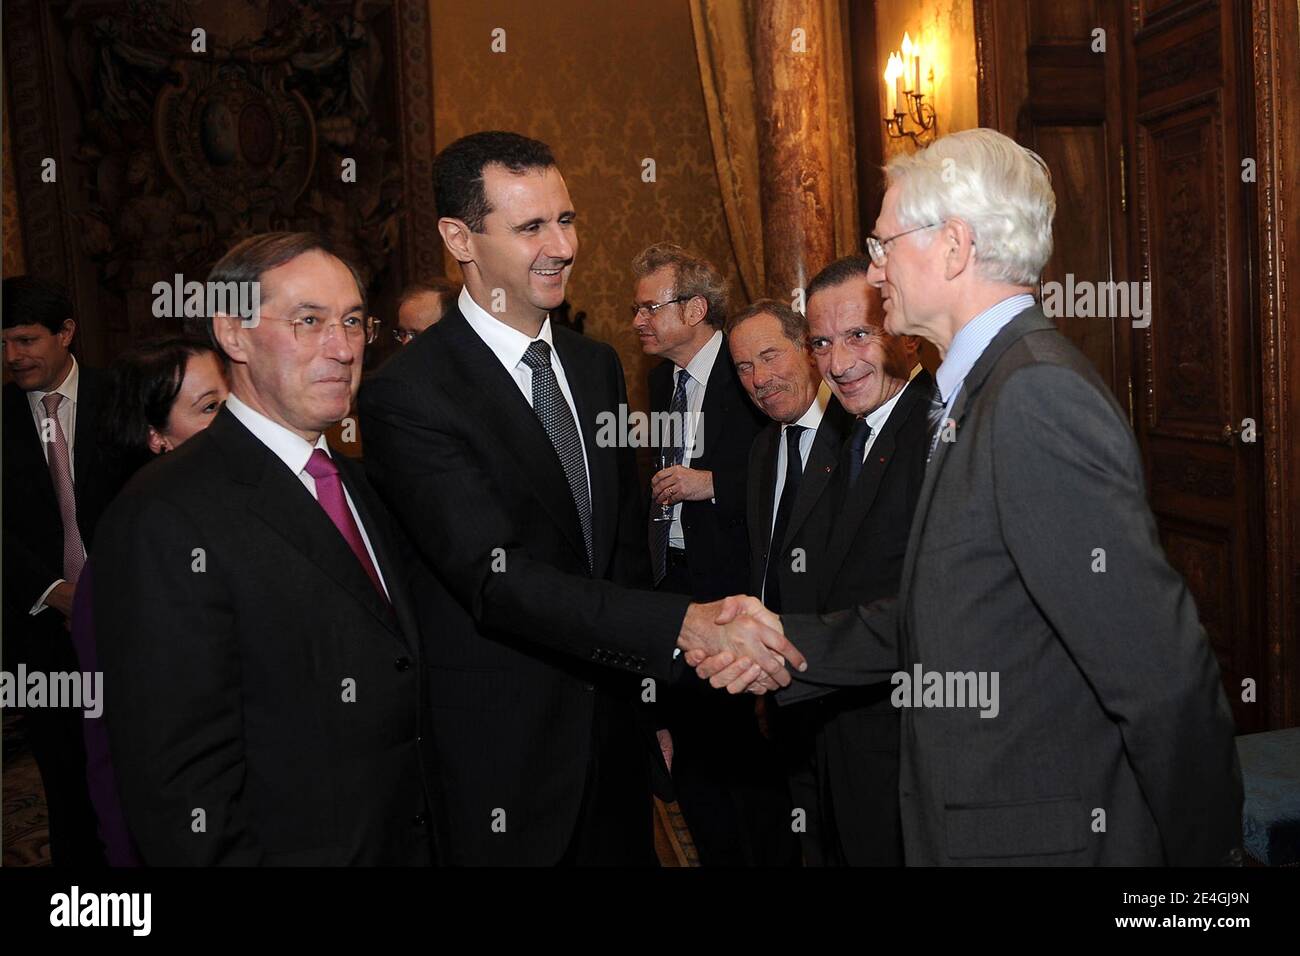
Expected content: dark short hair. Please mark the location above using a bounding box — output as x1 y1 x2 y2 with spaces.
631 242 730 330
725 298 809 345
197 232 366 357
106 334 220 468
2 276 73 335
805 255 876 303
433 131 557 232
399 276 462 311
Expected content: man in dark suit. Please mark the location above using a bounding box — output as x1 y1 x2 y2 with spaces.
632 245 795 865
695 129 1242 865
729 297 848 865
92 233 440 865
358 132 800 866
2 276 114 866
798 258 933 866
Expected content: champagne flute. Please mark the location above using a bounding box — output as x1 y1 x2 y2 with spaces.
652 446 674 522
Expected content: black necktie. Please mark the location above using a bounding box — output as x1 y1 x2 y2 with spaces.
522 340 593 570
845 417 873 487
763 424 805 612
650 368 692 585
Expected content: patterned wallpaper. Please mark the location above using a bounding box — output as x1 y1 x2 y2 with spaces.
2 82 25 277
430 0 743 413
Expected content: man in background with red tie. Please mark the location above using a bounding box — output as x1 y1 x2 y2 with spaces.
3 276 116 865
91 234 442 864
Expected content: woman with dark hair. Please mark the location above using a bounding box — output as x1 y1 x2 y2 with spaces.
72 334 228 866
104 335 229 474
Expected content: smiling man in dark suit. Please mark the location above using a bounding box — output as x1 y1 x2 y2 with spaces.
695 129 1242 866
729 297 848 865
2 276 116 866
358 131 801 866
92 233 439 865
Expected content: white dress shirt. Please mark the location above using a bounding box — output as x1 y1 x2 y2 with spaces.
458 287 593 497
669 329 724 550
27 357 82 614
225 393 390 600
855 363 923 465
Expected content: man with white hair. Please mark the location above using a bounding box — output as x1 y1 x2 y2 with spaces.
695 128 1243 866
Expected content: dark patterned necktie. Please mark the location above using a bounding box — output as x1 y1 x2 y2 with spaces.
845 416 873 487
650 367 691 585
763 424 805 612
522 340 593 570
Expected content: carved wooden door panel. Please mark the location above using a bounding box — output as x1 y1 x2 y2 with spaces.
1130 0 1265 731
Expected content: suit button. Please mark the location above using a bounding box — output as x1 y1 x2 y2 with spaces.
412 813 426 826
394 656 411 671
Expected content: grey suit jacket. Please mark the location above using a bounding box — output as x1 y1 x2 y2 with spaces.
778 306 1243 865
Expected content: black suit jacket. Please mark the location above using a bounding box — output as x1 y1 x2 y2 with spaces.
359 306 691 865
649 337 767 601
744 393 852 609
92 407 437 865
3 367 119 652
779 309 1242 865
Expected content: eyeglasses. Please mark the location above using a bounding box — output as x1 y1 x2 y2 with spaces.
256 313 381 346
392 328 420 345
864 222 943 267
630 295 693 320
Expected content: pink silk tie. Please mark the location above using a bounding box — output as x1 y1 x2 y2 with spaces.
303 448 388 602
40 392 85 585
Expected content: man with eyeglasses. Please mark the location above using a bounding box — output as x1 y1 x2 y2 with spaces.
692 128 1242 866
92 232 442 864
393 277 461 345
630 242 788 866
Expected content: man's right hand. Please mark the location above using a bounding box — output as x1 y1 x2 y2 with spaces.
45 580 76 618
676 596 805 694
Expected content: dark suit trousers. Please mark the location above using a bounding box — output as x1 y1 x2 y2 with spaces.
10 614 105 867
657 552 799 867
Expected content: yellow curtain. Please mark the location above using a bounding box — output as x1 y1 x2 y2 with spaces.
689 0 860 302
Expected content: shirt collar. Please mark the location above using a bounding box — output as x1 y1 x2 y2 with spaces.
225 392 329 477
459 285 556 375
864 363 922 433
789 380 832 432
935 293 1036 403
677 329 724 387
28 355 80 411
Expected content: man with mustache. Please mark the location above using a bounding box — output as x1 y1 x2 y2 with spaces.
360 132 799 865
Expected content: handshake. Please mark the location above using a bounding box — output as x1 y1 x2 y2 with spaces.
676 596 806 694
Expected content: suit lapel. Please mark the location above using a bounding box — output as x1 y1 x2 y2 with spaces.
437 310 590 568
898 308 1047 610
693 340 729 466
4 384 58 515
72 366 104 504
209 409 408 645
783 397 849 549
750 424 779 558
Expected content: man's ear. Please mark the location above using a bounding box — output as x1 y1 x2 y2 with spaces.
684 295 710 329
438 217 475 265
942 218 976 281
211 312 250 364
57 318 76 347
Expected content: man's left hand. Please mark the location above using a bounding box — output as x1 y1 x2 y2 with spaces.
651 465 713 505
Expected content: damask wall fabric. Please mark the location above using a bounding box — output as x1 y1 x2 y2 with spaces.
430 0 744 415
3 86 24 278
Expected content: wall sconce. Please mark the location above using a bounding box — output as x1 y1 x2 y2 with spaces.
884 32 936 146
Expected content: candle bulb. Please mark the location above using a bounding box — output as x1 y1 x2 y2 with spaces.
902 33 913 92
914 46 922 93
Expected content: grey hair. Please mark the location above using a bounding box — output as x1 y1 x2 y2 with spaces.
885 128 1056 286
